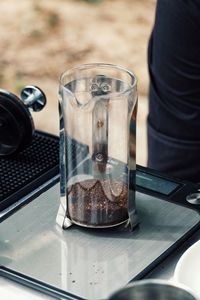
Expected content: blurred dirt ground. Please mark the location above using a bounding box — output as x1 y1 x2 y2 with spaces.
0 0 156 165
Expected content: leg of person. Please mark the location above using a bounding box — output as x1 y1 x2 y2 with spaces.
147 0 200 182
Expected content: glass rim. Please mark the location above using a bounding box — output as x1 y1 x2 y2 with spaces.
59 63 137 95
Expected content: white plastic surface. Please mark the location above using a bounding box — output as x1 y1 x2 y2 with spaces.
0 278 54 300
174 240 200 298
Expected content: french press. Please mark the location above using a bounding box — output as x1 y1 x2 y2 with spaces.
56 63 138 229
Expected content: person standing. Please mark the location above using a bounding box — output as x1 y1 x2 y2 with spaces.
147 0 200 182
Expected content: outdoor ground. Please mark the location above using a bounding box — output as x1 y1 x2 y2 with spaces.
0 0 156 165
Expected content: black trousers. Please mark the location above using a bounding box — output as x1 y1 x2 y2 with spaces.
148 0 200 182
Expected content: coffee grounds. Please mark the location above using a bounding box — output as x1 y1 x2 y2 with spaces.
67 179 128 227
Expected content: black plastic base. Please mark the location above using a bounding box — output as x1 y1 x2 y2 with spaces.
0 130 59 211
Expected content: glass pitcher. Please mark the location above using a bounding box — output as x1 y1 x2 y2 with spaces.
56 63 138 229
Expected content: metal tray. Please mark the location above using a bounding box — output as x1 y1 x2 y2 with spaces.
0 183 199 300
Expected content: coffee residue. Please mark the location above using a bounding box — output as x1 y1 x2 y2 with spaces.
67 179 128 226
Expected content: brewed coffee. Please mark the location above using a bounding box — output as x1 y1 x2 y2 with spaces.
68 179 128 227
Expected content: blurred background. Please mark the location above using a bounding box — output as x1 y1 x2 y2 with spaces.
0 0 156 166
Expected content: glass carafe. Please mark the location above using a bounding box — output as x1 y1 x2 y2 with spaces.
57 63 138 229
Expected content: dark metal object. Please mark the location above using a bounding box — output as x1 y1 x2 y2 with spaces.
108 280 198 300
186 192 200 205
21 85 46 112
0 86 46 156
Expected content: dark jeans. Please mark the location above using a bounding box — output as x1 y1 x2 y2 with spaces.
148 0 200 182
